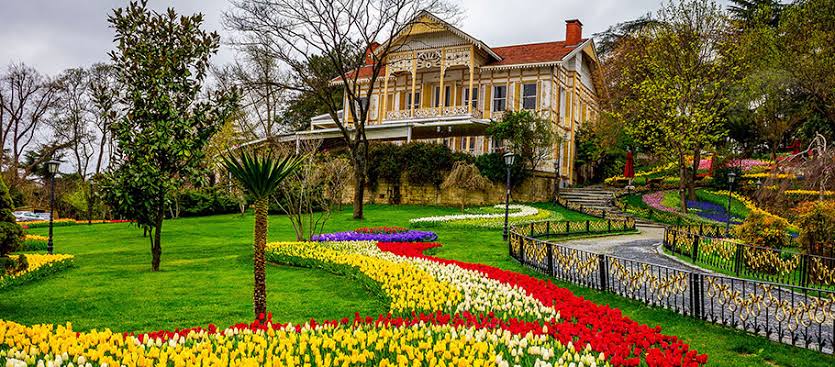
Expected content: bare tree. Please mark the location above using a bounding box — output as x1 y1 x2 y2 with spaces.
271 139 330 240
320 153 353 211
215 44 289 139
224 0 459 219
89 63 120 175
0 63 62 183
52 68 96 178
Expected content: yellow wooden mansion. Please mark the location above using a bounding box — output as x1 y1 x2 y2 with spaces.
294 11 601 185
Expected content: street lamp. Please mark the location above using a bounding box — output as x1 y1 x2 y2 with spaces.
45 160 60 255
725 171 736 235
502 152 517 241
553 158 560 205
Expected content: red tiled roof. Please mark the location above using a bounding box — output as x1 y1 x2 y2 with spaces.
333 65 385 82
487 39 586 66
335 38 587 81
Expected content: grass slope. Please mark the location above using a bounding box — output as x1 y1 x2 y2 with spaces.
1 203 831 366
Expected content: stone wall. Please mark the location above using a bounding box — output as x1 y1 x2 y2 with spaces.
341 173 555 206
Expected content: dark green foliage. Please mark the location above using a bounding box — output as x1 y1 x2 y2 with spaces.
474 153 527 186
366 142 468 189
0 177 23 259
711 166 743 190
401 143 457 187
177 187 241 217
367 144 403 189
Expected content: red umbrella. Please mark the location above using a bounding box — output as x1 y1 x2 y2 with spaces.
624 150 635 179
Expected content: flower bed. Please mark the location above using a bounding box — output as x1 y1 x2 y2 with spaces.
354 226 408 234
20 235 49 251
311 228 437 242
265 240 707 366
410 204 552 229
0 237 707 367
0 315 605 367
0 253 74 290
20 219 131 229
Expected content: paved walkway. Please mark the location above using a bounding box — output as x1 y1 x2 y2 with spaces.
557 225 701 271
543 225 834 353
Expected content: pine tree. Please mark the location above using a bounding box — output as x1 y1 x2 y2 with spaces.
0 177 24 273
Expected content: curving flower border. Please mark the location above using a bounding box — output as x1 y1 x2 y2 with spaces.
410 204 552 229
0 253 74 290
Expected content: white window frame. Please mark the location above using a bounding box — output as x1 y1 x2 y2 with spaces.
492 85 506 112
522 83 537 110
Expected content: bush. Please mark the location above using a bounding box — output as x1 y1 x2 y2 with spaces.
0 177 23 258
792 201 835 255
474 153 527 186
734 210 791 248
176 187 241 217
367 142 471 189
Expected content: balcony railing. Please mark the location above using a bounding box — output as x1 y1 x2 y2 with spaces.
385 106 482 122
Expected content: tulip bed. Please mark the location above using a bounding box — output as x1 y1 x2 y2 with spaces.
264 240 707 366
20 235 49 252
410 204 553 229
311 228 438 242
0 238 707 367
20 219 131 230
0 254 74 290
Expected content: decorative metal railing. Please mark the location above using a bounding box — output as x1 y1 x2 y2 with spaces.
385 106 482 121
510 220 835 353
664 226 835 289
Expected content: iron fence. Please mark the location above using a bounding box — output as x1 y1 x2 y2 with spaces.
663 226 835 289
510 220 835 353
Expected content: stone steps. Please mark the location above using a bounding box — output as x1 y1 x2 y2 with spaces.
558 187 665 228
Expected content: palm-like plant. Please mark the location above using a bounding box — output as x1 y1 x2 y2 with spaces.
222 149 302 317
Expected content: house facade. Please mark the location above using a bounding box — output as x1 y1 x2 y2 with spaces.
296 12 601 185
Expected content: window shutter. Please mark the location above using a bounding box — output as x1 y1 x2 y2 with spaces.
540 81 551 110
369 95 379 120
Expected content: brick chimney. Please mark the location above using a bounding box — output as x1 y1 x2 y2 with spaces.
364 42 380 65
565 19 583 46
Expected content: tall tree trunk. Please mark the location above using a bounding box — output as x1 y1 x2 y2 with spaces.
678 155 688 212
151 198 164 271
351 143 367 220
688 148 701 201
87 181 94 224
253 197 268 318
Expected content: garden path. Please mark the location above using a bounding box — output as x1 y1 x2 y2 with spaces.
556 226 698 270
549 225 835 353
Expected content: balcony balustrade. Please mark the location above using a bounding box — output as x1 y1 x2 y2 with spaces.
385 106 482 122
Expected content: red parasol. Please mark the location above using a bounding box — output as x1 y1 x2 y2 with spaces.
624 150 635 179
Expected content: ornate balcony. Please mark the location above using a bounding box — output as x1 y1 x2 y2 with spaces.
385 106 482 122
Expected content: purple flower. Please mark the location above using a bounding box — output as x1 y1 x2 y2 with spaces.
311 230 438 242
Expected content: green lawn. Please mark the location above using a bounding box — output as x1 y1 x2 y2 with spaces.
3 203 832 366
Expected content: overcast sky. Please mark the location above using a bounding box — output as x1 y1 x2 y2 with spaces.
0 0 739 76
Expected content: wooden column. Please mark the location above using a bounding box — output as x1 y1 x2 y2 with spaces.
439 48 446 109
381 68 390 123
468 52 474 114
410 55 417 118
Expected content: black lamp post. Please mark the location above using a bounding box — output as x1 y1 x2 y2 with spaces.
502 152 517 241
46 160 60 255
725 171 736 235
553 158 560 205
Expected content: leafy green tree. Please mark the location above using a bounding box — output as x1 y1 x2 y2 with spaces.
610 0 742 210
0 177 23 273
779 0 835 134
102 1 238 271
487 110 556 173
222 150 301 318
